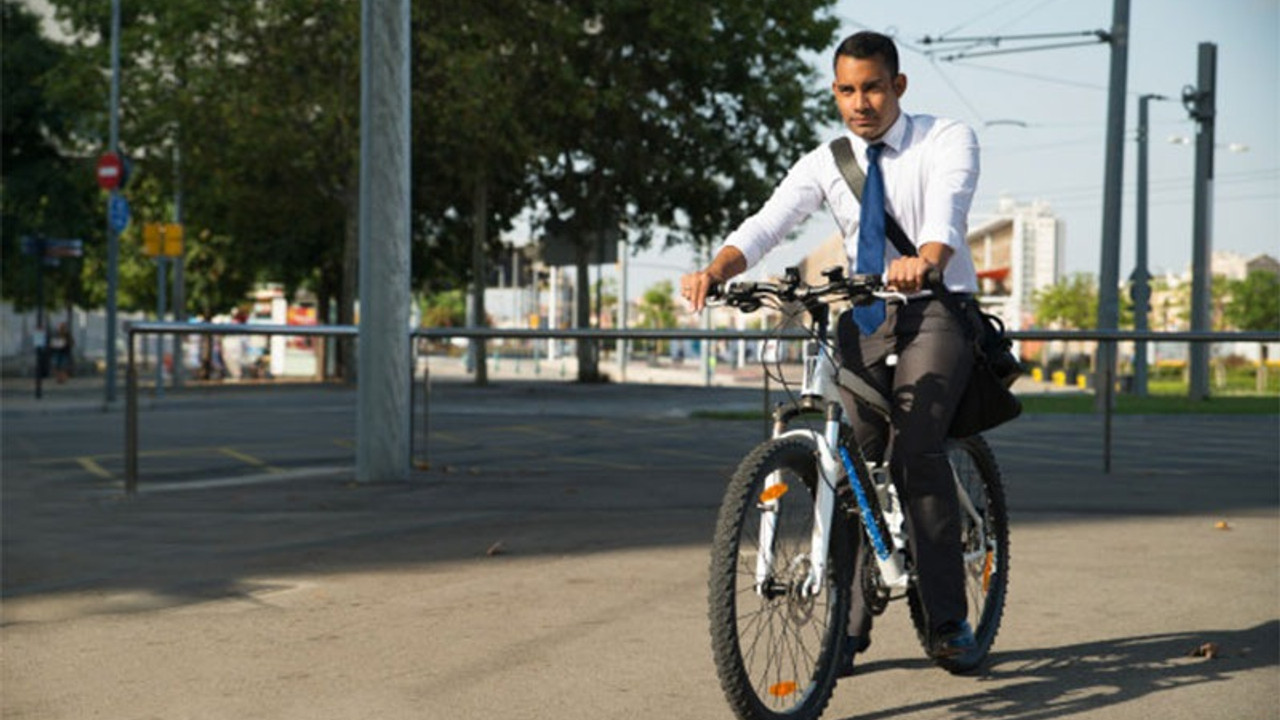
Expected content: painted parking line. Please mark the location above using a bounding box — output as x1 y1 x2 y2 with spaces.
114 466 351 494
76 456 115 481
29 446 222 465
422 431 472 446
650 447 737 465
498 424 572 440
217 447 284 474
557 456 646 471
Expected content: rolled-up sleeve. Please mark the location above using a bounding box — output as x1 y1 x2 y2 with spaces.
916 121 979 249
722 152 827 270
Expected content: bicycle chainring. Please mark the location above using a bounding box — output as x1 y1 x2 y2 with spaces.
860 547 892 616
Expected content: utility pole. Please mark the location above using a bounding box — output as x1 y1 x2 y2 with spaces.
1131 93 1165 397
355 0 412 483
1184 43 1217 402
1094 0 1130 416
104 0 121 406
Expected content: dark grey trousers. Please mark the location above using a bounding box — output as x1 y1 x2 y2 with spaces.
836 297 974 638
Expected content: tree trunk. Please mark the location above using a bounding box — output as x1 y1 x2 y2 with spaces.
470 179 488 386
575 241 601 382
1258 344 1269 394
315 282 331 382
339 176 359 385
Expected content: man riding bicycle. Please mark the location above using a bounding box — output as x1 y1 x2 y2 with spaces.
682 30 981 676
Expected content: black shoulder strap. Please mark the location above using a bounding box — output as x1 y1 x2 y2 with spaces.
828 137 917 259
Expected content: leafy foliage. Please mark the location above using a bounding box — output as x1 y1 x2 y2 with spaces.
1 1 99 311
1224 271 1280 332
13 0 839 336
1033 273 1099 329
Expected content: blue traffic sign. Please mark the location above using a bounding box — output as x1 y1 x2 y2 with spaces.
108 193 130 233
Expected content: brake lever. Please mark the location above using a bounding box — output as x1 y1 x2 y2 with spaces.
875 289 910 304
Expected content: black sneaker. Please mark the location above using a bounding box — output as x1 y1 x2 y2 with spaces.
836 635 871 678
928 620 976 659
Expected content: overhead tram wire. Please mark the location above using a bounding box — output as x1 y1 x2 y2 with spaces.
927 58 988 126
991 0 1069 34
919 30 1110 63
938 0 1024 38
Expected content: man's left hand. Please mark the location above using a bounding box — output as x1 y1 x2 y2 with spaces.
886 256 937 294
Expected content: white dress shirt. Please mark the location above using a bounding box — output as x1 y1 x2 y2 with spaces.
722 111 981 294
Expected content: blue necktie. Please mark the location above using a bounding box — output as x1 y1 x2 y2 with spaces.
854 143 887 335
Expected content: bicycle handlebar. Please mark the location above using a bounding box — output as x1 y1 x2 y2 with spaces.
710 265 948 313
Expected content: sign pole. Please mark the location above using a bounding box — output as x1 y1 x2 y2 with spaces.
35 236 46 400
104 0 122 407
155 256 167 398
173 140 185 389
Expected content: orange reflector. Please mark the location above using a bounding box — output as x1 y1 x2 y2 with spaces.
769 681 798 697
759 483 789 504
981 551 993 593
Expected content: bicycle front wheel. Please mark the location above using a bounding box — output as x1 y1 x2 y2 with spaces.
709 437 852 720
908 434 1010 674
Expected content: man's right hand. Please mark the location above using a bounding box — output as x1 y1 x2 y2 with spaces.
681 246 747 314
681 270 719 314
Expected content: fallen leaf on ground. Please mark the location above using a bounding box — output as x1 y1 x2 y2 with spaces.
1214 521 1231 530
1188 642 1220 659
486 541 505 557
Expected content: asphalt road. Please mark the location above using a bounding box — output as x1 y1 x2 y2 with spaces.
2 379 1277 719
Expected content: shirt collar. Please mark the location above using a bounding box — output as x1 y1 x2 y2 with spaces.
846 111 910 156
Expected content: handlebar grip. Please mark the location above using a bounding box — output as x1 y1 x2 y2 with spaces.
923 266 946 291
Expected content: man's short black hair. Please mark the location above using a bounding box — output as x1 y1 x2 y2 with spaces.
833 31 900 77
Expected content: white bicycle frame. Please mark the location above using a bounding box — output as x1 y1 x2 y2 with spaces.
754 316 988 599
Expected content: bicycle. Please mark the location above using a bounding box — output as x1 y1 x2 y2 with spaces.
706 266 1010 720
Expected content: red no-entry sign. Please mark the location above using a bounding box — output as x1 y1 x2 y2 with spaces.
97 152 123 190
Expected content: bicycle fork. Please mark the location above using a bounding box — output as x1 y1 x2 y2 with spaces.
755 410 916 599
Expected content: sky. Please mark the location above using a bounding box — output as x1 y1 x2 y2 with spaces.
619 0 1279 301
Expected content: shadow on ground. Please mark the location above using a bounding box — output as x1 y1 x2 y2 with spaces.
843 620 1279 720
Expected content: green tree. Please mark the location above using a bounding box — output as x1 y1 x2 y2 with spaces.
1224 270 1280 392
531 0 839 381
636 279 677 355
32 0 841 384
411 1 575 385
1033 273 1098 372
1034 273 1098 330
1 1 99 313
419 290 467 329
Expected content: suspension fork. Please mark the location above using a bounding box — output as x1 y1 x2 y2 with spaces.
755 404 843 597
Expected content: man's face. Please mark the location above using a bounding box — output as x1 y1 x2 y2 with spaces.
832 54 907 142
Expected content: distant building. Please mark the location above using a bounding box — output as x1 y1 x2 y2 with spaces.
965 197 1066 331
1207 250 1280 281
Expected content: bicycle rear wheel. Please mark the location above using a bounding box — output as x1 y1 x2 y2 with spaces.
907 434 1010 674
709 437 853 720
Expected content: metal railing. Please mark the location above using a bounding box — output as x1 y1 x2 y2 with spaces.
123 321 1280 492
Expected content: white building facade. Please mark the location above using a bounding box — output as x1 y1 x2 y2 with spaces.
965 197 1066 331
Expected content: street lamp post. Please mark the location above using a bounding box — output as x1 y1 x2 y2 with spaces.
1095 0 1130 417
1183 42 1217 402
1131 94 1166 397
